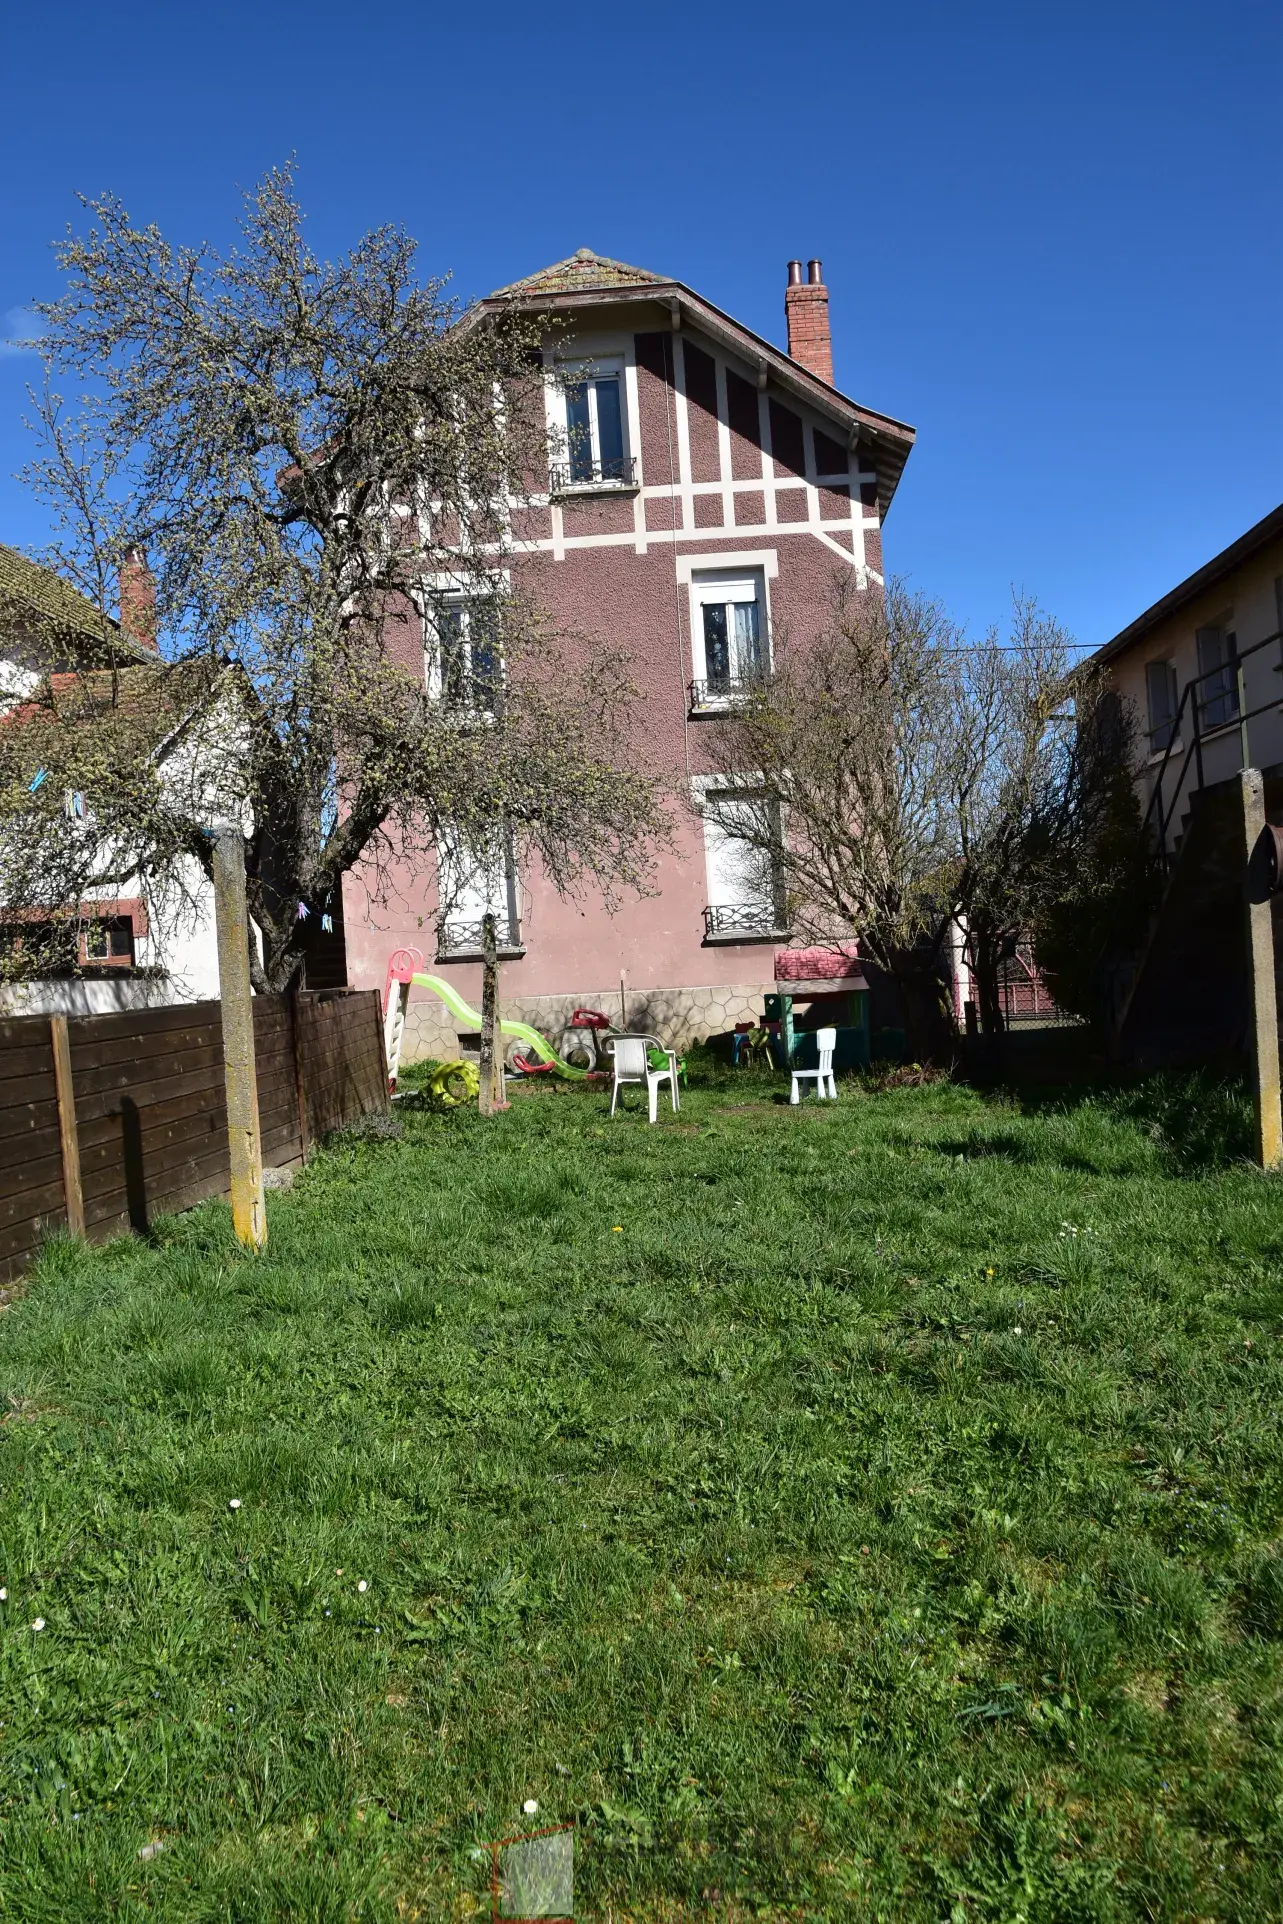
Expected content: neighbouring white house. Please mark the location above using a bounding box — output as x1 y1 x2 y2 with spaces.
0 542 224 1014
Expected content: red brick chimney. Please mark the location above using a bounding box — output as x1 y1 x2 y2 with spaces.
784 258 834 387
119 544 158 652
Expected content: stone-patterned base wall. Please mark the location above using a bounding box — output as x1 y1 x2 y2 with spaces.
399 981 771 1066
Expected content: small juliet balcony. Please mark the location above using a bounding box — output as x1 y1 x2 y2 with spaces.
702 902 791 945
688 671 768 715
436 916 525 962
548 455 639 499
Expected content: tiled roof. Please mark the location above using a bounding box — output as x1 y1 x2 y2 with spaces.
3 658 215 744
0 544 120 648
489 247 671 300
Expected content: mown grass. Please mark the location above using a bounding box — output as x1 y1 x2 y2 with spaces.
1 1064 1281 1920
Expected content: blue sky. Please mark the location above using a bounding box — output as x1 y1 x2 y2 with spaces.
1 0 1278 650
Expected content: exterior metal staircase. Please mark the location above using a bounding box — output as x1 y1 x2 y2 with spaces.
1110 624 1283 1070
1112 775 1260 1067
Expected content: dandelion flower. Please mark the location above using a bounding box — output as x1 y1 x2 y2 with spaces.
612 1226 622 1233
523 1798 539 1815
31 1618 45 1632
1013 1326 1023 1335
357 1580 368 1593
228 1498 242 1511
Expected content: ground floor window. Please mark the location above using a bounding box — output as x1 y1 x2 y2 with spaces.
700 790 785 940
436 830 521 957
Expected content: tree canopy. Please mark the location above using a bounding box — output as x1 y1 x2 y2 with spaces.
700 575 1135 1052
1 168 666 989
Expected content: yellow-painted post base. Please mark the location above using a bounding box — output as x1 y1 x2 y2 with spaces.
1241 769 1283 1170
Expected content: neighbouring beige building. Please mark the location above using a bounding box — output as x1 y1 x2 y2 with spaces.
1091 503 1283 839
1086 503 1283 1068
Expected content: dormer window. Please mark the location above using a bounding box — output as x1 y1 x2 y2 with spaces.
550 361 636 493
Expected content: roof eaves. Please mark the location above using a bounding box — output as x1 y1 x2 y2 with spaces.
480 277 917 515
1089 502 1283 667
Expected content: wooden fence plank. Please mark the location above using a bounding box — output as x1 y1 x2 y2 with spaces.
65 1000 223 1044
0 988 383 1285
0 1179 67 1234
0 1072 58 1112
0 1043 66 1081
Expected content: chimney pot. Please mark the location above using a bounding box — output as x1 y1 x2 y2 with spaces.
120 544 158 653
784 256 834 387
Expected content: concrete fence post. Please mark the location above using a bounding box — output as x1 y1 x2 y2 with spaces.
213 830 267 1248
1241 768 1283 1170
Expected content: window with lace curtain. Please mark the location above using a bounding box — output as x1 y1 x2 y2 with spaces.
689 569 767 710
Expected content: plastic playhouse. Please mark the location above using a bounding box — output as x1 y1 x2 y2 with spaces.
764 945 873 1075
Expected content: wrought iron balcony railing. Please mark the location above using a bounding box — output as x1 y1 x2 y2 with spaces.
688 673 767 712
548 455 638 496
703 902 790 941
436 917 524 959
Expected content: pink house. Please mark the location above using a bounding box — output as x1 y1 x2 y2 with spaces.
341 250 916 1063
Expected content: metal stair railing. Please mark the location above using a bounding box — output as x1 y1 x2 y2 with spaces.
1139 624 1282 874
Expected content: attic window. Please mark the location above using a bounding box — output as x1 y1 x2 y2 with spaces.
550 361 637 493
82 916 135 968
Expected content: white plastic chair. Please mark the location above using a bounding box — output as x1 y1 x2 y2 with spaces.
608 1034 680 1123
790 1026 838 1104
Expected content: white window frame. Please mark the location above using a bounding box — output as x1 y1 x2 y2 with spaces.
693 775 787 942
549 356 635 495
688 568 770 710
423 592 503 713
436 826 522 958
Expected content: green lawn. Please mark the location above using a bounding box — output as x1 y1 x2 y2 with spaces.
1 1065 1281 1921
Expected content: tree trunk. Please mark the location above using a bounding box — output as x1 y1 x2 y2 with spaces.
882 933 954 1067
965 921 1007 1083
896 968 954 1065
972 927 1007 1040
478 911 506 1115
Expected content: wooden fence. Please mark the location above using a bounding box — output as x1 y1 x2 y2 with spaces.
0 989 388 1288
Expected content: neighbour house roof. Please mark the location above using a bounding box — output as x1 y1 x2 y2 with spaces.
2 660 218 776
0 545 154 664
1089 502 1283 668
481 247 917 517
